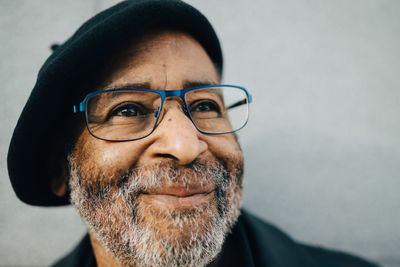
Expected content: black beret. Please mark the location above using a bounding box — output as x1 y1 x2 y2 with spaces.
7 0 223 206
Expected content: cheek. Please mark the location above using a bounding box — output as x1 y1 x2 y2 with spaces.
71 132 144 186
205 134 242 162
205 134 244 184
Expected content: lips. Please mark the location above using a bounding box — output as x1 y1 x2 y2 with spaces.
140 184 215 208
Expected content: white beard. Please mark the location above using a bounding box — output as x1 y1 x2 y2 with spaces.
69 157 243 267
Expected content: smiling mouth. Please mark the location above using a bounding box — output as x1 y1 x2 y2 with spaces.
139 186 215 208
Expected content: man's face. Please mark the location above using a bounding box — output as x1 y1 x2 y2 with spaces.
68 30 244 266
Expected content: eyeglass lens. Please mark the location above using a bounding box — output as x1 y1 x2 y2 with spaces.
85 86 249 141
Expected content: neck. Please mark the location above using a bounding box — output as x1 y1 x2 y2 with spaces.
89 231 136 267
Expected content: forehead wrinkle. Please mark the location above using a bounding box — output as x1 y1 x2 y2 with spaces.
91 30 218 93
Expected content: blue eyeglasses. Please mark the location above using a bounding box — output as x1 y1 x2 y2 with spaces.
73 85 252 142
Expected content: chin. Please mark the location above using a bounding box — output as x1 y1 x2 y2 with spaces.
68 155 243 267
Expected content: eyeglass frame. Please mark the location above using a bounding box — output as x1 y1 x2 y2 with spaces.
73 84 252 142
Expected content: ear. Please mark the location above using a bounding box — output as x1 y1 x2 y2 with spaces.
48 155 69 197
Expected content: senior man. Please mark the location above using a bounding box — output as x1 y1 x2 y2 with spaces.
8 1 378 267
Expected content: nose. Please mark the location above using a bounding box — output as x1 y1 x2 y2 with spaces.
147 101 208 165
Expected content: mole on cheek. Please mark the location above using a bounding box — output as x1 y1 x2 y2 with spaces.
168 118 172 122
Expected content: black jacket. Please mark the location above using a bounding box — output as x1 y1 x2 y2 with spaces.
53 210 378 267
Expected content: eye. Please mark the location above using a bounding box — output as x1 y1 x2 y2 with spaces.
190 100 221 113
109 103 148 118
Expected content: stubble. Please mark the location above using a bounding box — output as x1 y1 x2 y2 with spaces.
69 156 243 267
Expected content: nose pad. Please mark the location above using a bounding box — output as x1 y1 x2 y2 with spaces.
154 107 161 118
182 105 190 117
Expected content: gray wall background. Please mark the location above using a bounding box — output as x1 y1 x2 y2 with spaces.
1 0 399 266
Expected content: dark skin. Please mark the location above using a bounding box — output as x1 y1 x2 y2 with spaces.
52 30 243 267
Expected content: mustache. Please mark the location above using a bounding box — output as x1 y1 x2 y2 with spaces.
119 159 230 197
71 157 232 203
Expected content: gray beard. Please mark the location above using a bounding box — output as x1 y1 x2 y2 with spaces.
68 157 243 267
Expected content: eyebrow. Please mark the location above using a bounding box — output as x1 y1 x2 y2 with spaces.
101 82 151 90
101 80 217 91
182 80 217 89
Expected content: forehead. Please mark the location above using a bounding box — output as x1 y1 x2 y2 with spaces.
96 29 220 90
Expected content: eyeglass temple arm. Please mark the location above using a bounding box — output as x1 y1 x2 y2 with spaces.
73 102 86 113
226 99 247 110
